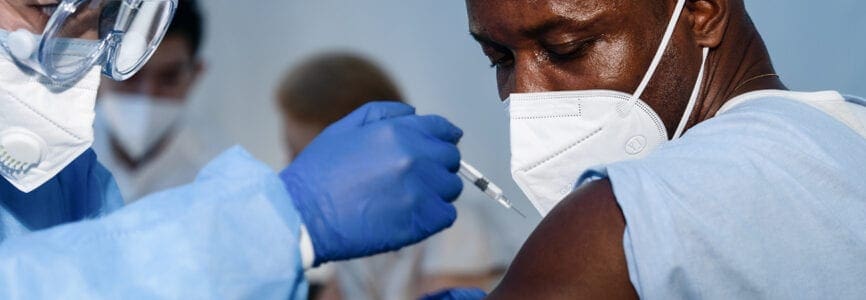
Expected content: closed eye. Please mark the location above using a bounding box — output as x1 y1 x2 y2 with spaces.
545 36 599 62
471 32 515 69
482 44 514 69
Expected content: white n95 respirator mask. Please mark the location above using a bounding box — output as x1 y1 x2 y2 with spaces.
508 0 709 216
0 30 101 192
97 92 186 161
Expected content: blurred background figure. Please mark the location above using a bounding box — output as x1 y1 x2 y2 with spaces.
278 53 403 159
277 53 506 299
93 0 224 202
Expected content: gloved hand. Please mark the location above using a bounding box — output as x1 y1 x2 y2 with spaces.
420 288 488 300
280 102 464 266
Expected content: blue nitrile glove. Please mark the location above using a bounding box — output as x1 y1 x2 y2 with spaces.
420 288 488 300
280 102 464 266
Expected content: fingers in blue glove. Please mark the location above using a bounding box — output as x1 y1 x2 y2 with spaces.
420 288 488 300
413 191 458 239
359 101 416 125
411 159 463 202
331 101 416 130
393 115 462 172
401 114 464 144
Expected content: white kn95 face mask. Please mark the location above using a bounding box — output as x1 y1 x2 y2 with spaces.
507 0 709 216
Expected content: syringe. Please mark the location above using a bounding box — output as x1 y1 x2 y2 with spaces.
458 160 526 218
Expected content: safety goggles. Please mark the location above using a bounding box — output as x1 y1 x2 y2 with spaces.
4 0 177 84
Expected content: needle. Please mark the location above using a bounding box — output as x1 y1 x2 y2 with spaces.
458 160 527 218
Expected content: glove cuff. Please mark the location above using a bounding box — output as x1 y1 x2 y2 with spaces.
298 225 316 269
280 169 331 266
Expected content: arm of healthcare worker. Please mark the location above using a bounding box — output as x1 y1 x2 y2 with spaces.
483 179 637 300
0 102 464 299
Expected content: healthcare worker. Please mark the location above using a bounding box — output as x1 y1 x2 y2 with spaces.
93 0 225 202
460 0 866 298
94 0 219 202
0 1 463 298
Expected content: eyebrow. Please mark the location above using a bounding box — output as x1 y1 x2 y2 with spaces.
469 15 598 46
522 17 584 37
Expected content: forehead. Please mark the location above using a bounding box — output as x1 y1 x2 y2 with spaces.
467 0 650 35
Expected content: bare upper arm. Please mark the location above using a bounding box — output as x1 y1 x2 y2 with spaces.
487 179 637 299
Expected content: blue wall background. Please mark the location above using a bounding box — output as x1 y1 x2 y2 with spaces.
746 1 866 96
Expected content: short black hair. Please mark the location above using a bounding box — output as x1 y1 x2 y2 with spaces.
168 0 204 56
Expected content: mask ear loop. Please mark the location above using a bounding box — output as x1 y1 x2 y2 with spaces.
672 47 709 139
617 0 687 118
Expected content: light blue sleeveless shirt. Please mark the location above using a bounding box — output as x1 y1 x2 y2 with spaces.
583 90 866 299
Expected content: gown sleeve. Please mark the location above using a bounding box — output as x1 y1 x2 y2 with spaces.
0 146 308 299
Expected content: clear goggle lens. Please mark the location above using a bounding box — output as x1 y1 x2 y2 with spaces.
39 0 176 83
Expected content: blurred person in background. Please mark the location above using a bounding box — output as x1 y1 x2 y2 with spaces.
277 53 505 300
94 0 221 202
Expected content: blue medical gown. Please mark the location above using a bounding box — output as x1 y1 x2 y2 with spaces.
0 146 308 299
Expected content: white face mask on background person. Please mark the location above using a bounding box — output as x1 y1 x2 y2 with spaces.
96 92 186 162
507 0 709 216
0 29 103 193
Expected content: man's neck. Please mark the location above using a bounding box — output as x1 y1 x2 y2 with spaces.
691 17 788 125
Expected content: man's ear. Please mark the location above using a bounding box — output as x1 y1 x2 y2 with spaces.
688 0 729 48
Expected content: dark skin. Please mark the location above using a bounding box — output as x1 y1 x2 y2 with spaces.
466 0 786 298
